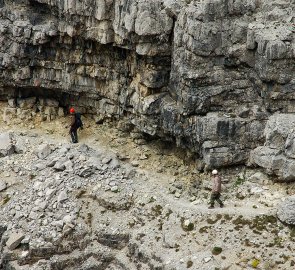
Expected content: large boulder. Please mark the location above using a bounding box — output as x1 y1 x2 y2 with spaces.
277 196 295 226
264 114 295 151
35 144 52 159
251 114 295 181
6 231 25 250
0 133 15 157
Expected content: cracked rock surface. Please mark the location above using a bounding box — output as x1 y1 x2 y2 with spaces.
0 0 294 171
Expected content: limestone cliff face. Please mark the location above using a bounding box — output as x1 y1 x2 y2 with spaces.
0 0 294 170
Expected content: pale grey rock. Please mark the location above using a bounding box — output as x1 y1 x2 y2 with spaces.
131 160 139 167
57 107 65 117
6 231 25 250
0 180 7 192
183 219 193 230
17 97 36 109
7 99 16 108
264 114 295 150
111 186 119 192
54 159 67 171
35 144 52 159
33 181 43 191
277 196 295 225
204 257 212 263
134 1 173 36
102 157 112 164
14 138 27 154
3 107 17 123
63 214 74 224
58 190 68 203
52 220 64 228
39 98 59 107
45 188 56 198
248 172 269 184
251 114 295 180
0 133 14 157
78 167 94 178
34 162 47 171
285 132 295 158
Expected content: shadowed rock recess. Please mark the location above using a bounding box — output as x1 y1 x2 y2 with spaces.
0 0 294 174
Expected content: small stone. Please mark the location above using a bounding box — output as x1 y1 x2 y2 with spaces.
250 187 264 194
52 220 64 228
189 196 196 202
111 186 119 192
20 251 29 258
6 232 25 250
58 190 68 203
102 157 112 164
45 188 56 198
0 180 7 192
204 257 212 263
184 219 191 227
35 144 52 159
131 160 139 167
139 154 148 160
63 215 74 224
175 192 181 198
92 183 102 193
33 181 43 191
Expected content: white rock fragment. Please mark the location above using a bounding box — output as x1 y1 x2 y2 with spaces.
58 190 68 202
0 180 7 192
111 186 119 192
35 144 52 159
204 257 212 263
6 232 25 250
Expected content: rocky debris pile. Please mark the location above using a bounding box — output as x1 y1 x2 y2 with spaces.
0 128 295 269
0 132 139 268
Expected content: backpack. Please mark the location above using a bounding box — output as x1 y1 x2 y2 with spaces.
75 113 83 128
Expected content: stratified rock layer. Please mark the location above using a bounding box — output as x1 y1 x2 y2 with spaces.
0 0 294 170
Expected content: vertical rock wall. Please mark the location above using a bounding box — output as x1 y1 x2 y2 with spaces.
0 0 294 169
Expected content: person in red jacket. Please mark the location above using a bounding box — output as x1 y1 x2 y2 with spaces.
69 107 79 143
209 169 224 209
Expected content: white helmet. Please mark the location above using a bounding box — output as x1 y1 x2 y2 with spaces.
212 169 218 175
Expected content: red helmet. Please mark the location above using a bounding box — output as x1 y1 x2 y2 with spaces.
69 107 75 113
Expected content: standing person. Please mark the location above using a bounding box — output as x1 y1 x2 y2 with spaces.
69 107 83 143
209 169 224 209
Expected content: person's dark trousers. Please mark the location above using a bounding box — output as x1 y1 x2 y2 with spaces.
70 128 78 143
210 192 223 207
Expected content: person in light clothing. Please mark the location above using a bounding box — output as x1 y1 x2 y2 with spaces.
209 169 224 209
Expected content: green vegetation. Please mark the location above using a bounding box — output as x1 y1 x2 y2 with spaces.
76 189 86 198
151 205 163 218
181 218 195 232
199 226 211 233
232 215 277 232
186 260 193 268
0 195 10 205
165 209 173 219
207 214 222 224
234 176 245 187
212 247 222 255
251 259 260 268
